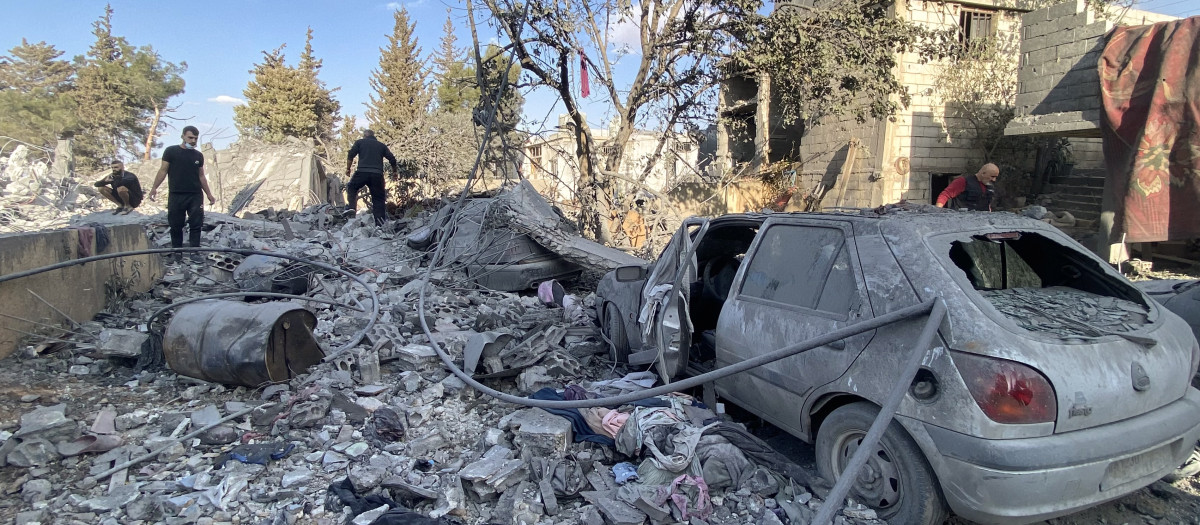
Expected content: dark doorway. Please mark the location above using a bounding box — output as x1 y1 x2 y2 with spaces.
929 173 955 204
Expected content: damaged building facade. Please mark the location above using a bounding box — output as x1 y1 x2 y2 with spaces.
524 114 700 205
718 0 1030 208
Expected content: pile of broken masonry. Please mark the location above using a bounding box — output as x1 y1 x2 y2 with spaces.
0 197 890 525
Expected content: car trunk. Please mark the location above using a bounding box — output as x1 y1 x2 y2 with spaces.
943 231 1193 433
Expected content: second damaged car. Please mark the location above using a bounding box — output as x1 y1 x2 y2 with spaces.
597 207 1200 525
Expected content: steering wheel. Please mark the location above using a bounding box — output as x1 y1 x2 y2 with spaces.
702 255 740 303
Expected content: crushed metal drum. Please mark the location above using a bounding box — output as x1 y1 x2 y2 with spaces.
163 300 325 387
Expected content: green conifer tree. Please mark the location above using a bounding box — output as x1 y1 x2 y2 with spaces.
0 40 77 149
365 7 429 143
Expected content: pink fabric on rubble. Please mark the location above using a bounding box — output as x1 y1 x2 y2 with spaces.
602 410 629 438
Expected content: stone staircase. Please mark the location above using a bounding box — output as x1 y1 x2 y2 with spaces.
1040 167 1105 222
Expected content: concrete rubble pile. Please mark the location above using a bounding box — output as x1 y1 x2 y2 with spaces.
0 145 107 234
0 194 899 525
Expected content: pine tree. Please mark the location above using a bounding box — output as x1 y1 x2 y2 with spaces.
474 45 524 179
0 40 77 148
235 31 341 145
70 4 186 165
298 27 341 146
72 5 136 159
365 7 429 143
433 14 476 114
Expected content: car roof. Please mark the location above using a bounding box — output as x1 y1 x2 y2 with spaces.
708 204 1057 237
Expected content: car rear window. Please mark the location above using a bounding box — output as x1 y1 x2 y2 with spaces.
947 232 1150 338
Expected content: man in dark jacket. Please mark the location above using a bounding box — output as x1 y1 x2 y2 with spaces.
345 129 398 226
94 159 144 215
936 163 999 211
148 126 217 261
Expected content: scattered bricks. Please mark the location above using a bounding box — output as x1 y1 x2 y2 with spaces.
581 490 649 525
96 329 149 359
393 344 442 373
459 445 527 499
508 408 573 457
408 433 448 458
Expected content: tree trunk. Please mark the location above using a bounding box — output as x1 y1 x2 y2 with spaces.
143 102 161 161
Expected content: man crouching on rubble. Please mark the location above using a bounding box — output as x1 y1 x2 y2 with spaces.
345 129 399 227
94 159 144 215
147 126 217 263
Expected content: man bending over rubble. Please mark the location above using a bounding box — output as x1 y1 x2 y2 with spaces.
94 159 143 215
936 163 999 211
148 126 217 262
345 129 398 226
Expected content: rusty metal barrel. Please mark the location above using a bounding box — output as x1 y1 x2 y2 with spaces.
164 300 325 387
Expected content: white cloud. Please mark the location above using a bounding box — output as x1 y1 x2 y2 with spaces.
207 95 246 106
609 17 642 54
386 2 401 9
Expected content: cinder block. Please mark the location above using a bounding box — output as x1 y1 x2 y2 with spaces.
1048 0 1087 19
1024 76 1055 93
1076 21 1115 39
1028 47 1058 65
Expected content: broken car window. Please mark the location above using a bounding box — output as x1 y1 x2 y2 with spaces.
948 232 1150 337
740 225 855 313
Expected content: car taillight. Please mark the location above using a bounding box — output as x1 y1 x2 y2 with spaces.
952 351 1057 424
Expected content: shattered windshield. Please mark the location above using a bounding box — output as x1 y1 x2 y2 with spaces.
948 232 1150 338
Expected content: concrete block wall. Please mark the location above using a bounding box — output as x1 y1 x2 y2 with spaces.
1012 0 1110 131
0 224 163 359
1008 1 1179 136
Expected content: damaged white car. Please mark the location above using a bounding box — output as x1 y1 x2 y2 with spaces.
596 208 1200 524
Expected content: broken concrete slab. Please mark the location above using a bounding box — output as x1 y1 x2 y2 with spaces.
96 329 149 359
13 404 78 443
459 445 528 499
581 489 649 525
393 344 442 373
491 180 647 272
6 438 61 467
507 408 574 457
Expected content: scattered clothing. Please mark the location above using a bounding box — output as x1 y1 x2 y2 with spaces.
529 388 615 447
602 410 629 438
216 442 295 467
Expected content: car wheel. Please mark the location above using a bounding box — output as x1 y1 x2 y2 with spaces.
815 402 948 525
603 303 631 364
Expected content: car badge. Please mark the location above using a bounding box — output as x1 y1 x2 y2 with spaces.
1131 361 1150 392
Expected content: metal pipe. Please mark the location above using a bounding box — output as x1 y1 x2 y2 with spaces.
811 300 948 525
423 298 934 410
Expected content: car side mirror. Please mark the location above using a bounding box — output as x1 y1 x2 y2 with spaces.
615 265 648 282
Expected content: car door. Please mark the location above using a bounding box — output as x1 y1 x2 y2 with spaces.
637 218 708 381
715 218 873 438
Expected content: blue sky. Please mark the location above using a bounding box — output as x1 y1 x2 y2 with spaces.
1 0 1196 153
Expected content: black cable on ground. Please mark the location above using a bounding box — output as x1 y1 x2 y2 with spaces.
0 247 379 358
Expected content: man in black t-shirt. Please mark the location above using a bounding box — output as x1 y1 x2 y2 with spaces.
94 159 144 215
345 129 398 226
148 126 217 259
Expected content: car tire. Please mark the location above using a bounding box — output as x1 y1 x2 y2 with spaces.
815 402 948 525
603 303 631 364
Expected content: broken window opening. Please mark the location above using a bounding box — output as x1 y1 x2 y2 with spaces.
948 232 1151 337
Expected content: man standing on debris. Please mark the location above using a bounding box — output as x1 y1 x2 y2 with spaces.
345 129 398 227
94 159 144 215
936 163 999 211
148 126 217 261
